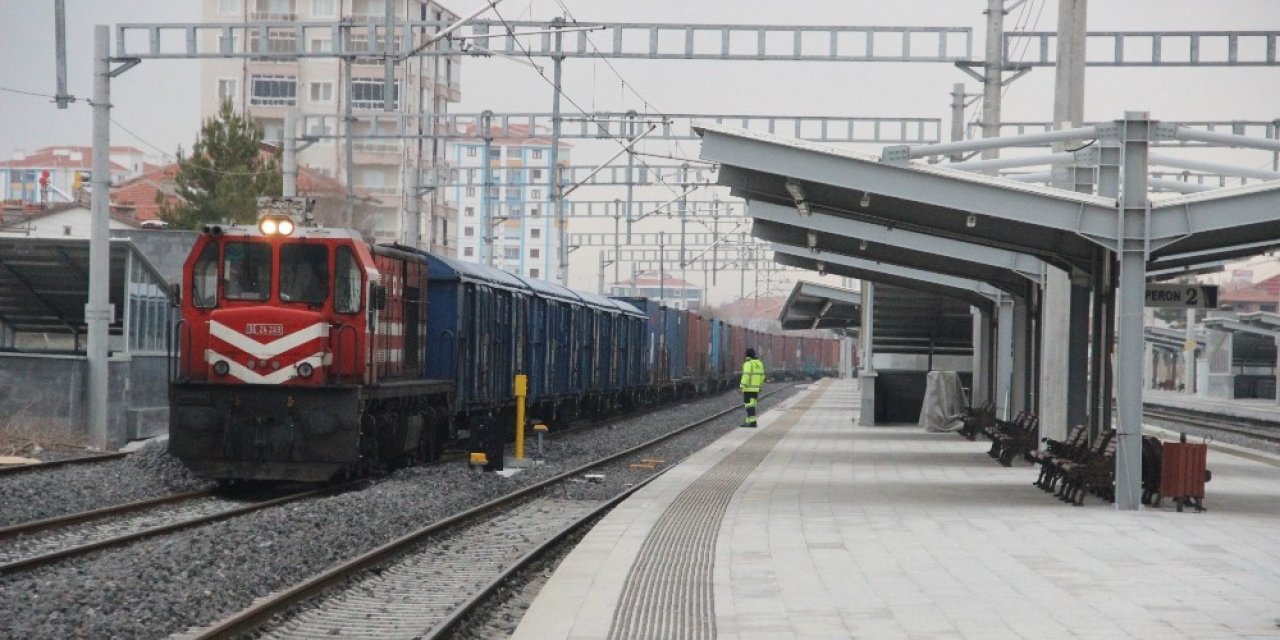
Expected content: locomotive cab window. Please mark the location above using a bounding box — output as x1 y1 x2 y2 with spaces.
280 244 329 304
223 242 272 301
335 245 362 313
191 241 219 308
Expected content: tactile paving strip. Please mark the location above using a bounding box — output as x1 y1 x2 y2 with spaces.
606 382 824 640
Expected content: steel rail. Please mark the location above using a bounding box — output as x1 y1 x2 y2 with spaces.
0 486 339 576
0 488 216 541
0 452 128 477
1142 405 1280 446
192 385 795 639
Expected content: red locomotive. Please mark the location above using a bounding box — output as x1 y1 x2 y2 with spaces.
169 199 451 482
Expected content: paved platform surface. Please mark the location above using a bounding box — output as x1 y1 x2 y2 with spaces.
512 379 1280 639
1147 389 1280 424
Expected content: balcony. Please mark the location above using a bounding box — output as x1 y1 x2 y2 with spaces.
249 12 297 21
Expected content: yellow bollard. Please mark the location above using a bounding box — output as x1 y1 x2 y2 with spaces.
514 374 528 460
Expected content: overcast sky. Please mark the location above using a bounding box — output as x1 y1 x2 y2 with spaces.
2 1 1278 296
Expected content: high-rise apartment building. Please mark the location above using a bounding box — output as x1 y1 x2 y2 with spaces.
199 0 461 253
451 126 569 280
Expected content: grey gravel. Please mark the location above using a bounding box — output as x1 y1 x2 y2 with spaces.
0 444 213 528
0 384 800 640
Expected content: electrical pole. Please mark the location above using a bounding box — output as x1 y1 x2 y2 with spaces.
54 0 72 109
343 52 356 228
549 17 567 284
481 110 494 266
981 0 1005 161
88 25 112 449
950 82 967 161
283 110 298 197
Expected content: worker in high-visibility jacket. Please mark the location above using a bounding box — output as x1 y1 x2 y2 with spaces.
740 348 766 427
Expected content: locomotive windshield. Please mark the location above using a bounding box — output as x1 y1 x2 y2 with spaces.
223 242 272 301
191 242 219 308
280 244 328 304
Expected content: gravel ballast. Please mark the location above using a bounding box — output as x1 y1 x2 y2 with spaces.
0 384 802 639
0 444 213 528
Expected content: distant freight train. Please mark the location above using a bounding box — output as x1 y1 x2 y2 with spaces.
168 200 841 482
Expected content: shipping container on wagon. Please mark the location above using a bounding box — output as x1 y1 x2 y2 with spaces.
511 274 580 405
424 255 527 412
685 312 711 389
664 306 688 385
823 338 841 374
576 289 625 395
801 337 825 377
610 298 649 395
614 296 666 387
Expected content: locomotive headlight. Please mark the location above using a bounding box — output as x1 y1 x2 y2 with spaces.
259 218 278 235
296 362 315 378
277 219 295 235
213 360 230 376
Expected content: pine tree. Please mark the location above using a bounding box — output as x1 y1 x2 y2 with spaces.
159 99 282 228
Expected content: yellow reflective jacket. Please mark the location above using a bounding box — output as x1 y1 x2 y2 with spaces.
740 357 766 392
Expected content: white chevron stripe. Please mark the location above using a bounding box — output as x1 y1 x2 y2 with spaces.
209 320 329 359
205 349 332 385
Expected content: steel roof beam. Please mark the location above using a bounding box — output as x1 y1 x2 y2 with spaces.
771 243 999 310
750 200 1047 283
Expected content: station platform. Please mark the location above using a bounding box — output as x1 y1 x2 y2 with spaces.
512 379 1280 639
1147 389 1280 425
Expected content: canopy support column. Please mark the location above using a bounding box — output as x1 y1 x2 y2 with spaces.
1115 111 1153 511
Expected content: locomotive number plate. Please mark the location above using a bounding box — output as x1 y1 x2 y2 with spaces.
245 323 286 336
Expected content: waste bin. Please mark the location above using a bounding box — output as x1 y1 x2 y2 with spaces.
1159 442 1208 512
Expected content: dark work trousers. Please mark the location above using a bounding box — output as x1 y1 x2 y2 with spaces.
742 391 759 426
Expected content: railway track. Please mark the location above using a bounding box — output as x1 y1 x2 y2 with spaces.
1143 404 1280 446
0 452 129 477
0 485 341 576
183 385 796 640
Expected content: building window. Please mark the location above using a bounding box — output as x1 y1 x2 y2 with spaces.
466 146 477 157
217 78 239 102
252 0 297 20
464 206 474 217
507 147 521 158
532 168 542 180
463 247 474 257
488 148 500 159
465 187 475 197
466 169 476 183
530 268 540 278
249 75 298 106
218 0 241 16
529 207 540 217
530 248 540 259
488 187 499 199
351 79 400 110
309 81 333 103
505 188 520 199
218 33 240 53
530 189 541 200
464 226 475 237
310 0 335 17
307 119 333 136
530 228 541 239
504 247 520 260
309 37 332 53
532 149 543 160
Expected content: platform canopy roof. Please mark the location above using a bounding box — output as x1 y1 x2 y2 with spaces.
1144 326 1205 352
772 244 999 313
0 237 168 335
694 122 1280 280
779 280 861 331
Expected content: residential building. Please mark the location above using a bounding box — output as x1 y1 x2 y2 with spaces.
610 273 703 310
0 146 154 205
199 0 462 251
451 124 569 280
109 154 359 227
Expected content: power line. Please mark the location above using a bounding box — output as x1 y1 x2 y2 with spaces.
487 3 693 201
